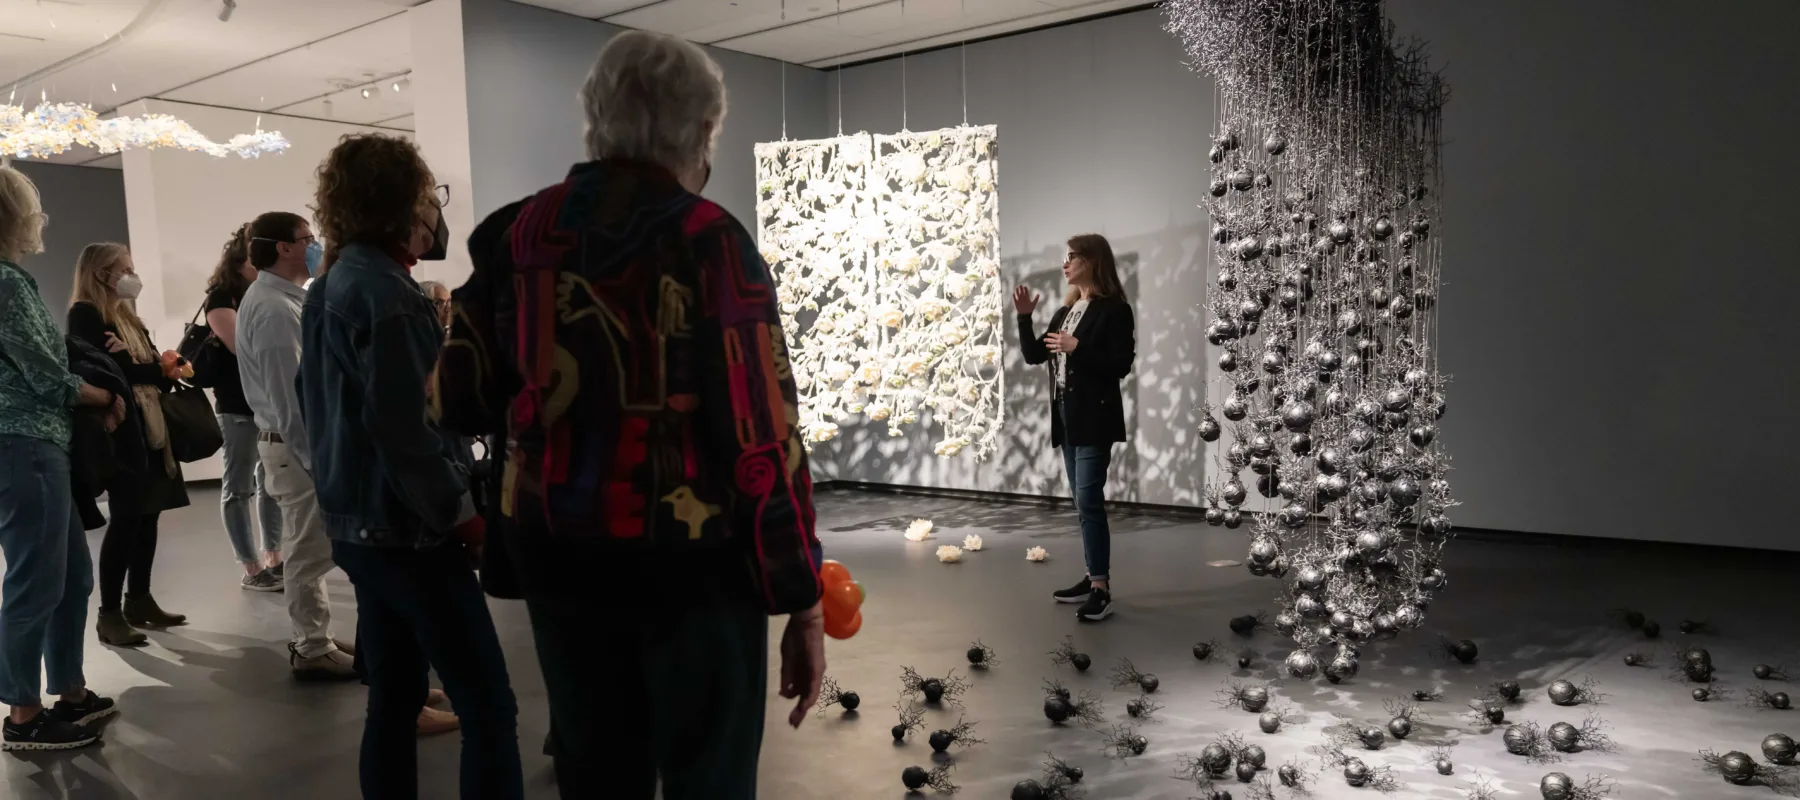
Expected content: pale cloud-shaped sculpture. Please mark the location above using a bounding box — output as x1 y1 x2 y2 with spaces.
754 125 1003 459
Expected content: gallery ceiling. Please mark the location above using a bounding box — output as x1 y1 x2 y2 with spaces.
1 0 1150 168
0 0 422 167
519 0 1153 67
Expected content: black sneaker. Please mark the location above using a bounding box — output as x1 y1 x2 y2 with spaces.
1076 588 1114 621
2 711 99 751
1051 577 1093 604
50 692 117 727
241 569 283 593
270 562 284 579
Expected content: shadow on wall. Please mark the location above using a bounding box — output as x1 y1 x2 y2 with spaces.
818 222 1208 506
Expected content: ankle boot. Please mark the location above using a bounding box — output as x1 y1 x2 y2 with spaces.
123 594 187 627
96 610 148 647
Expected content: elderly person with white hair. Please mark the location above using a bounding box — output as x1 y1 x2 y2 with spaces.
0 166 124 751
431 30 826 800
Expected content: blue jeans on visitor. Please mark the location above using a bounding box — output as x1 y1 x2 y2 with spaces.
331 538 522 800
1061 440 1114 583
218 414 282 564
0 435 94 708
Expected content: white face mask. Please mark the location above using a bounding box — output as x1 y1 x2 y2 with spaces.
114 273 143 300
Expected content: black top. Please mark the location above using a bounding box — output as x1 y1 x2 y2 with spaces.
203 288 251 416
1018 295 1136 448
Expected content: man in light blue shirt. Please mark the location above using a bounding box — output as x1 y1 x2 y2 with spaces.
237 211 355 681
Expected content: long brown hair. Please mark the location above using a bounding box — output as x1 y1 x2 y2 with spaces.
70 242 144 331
1064 233 1124 306
205 223 253 298
312 133 436 271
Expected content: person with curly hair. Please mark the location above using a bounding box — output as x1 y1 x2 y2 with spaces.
202 223 285 591
297 133 520 800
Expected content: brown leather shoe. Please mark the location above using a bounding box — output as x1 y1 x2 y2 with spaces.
416 706 459 737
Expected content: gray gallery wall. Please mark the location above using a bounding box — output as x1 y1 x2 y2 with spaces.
812 10 1218 508
815 3 1800 550
1378 0 1800 549
461 0 828 227
7 161 130 322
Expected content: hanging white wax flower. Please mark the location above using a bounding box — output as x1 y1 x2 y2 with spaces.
904 519 935 541
936 545 964 563
1026 546 1048 562
808 422 839 443
962 534 984 551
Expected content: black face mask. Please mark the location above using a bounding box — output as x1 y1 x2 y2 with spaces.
421 213 449 261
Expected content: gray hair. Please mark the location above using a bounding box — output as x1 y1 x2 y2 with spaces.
418 280 448 297
580 31 727 172
0 166 46 262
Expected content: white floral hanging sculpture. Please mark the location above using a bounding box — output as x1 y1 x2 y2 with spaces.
754 125 1003 458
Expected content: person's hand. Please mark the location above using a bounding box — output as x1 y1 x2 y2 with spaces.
103 332 128 354
779 602 826 728
1046 332 1079 354
104 395 125 433
1011 286 1040 315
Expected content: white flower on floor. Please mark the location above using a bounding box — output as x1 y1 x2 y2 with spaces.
905 519 935 541
936 545 964 563
962 534 984 551
1026 546 1048 562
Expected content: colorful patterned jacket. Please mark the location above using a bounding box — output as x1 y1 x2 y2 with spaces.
434 159 823 615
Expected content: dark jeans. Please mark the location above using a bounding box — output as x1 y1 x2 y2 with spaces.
331 539 522 800
527 590 768 800
98 512 159 612
0 436 94 707
1061 441 1114 581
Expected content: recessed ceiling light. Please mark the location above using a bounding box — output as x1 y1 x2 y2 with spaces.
361 86 378 99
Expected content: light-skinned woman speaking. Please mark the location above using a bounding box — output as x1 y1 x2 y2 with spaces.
1016 234 1135 621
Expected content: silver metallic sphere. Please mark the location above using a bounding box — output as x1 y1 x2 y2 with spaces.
1382 387 1412 412
1547 679 1580 706
1296 566 1325 591
1395 605 1423 628
1328 220 1353 244
1353 398 1380 422
1370 217 1395 239
1547 721 1581 752
1222 478 1248 507
1285 650 1318 678
1228 168 1254 191
1280 401 1315 432
1222 395 1249 421
1263 134 1287 156
1199 416 1221 442
1387 477 1421 508
1540 772 1574 800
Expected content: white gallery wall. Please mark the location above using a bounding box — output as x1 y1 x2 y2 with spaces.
6 162 131 316
122 99 403 480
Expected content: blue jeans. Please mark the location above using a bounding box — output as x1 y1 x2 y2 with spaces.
218 414 281 564
0 436 94 708
331 539 523 800
1061 441 1114 582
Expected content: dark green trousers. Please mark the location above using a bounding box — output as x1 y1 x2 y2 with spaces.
527 590 769 800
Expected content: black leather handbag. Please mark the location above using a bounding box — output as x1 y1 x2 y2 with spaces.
160 381 223 463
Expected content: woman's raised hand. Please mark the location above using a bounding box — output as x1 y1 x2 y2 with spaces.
1012 285 1040 315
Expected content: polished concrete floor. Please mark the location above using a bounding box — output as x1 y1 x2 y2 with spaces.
3 487 1797 799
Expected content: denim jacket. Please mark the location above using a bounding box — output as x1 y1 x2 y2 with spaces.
299 243 468 547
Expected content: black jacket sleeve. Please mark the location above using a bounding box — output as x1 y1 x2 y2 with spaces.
1017 309 1057 366
67 302 167 388
1069 301 1136 380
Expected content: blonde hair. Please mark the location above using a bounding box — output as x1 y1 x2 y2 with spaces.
70 242 145 333
0 166 47 262
581 30 726 173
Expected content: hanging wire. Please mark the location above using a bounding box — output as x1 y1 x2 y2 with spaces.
901 52 907 131
960 41 968 126
836 66 843 136
780 61 787 140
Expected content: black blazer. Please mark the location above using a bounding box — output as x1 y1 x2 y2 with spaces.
1018 295 1135 448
